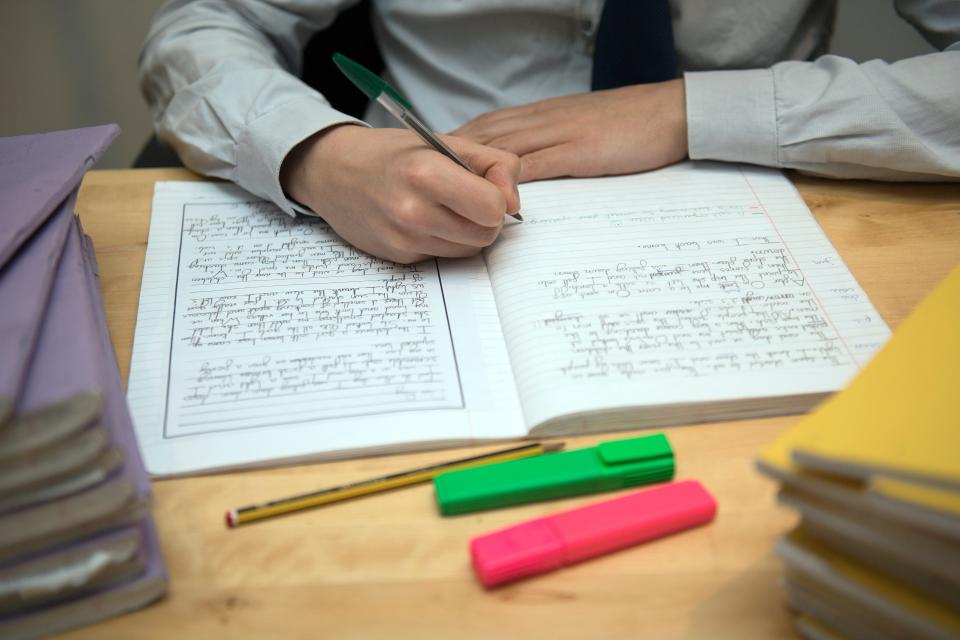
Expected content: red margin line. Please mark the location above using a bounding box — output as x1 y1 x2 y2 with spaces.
738 168 861 369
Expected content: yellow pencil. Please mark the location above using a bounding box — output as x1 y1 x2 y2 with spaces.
225 441 565 528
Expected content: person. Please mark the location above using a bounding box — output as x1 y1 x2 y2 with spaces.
139 1 960 264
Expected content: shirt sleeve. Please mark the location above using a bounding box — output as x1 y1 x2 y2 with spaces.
139 0 366 215
684 3 960 181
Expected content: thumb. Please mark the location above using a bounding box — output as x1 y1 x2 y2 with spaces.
441 134 521 214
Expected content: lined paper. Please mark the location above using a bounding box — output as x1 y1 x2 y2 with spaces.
128 183 523 476
485 163 890 430
129 165 891 474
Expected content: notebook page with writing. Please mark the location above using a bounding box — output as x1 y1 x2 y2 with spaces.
128 182 524 476
484 162 889 433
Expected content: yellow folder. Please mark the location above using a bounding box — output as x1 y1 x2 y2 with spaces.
868 476 960 518
779 528 960 637
759 264 960 492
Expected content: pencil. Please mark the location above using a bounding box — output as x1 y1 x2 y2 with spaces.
225 441 565 528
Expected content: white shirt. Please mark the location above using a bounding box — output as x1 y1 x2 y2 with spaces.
140 0 960 216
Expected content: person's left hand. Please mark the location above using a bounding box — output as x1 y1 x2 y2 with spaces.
452 79 688 183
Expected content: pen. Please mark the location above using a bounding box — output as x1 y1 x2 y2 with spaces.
332 52 522 221
225 441 564 528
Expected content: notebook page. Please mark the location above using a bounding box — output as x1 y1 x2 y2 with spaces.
485 162 890 431
127 182 523 476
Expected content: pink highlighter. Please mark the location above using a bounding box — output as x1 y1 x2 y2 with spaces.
470 480 717 588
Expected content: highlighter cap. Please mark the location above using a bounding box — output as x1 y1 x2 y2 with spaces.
470 480 717 588
471 520 565 588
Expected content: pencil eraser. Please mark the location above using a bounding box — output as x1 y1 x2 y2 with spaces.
470 480 717 588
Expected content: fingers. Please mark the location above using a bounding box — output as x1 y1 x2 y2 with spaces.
453 97 567 141
429 206 504 247
459 117 570 180
376 225 489 265
362 137 519 263
483 161 522 215
440 135 522 215
371 226 487 265
391 196 503 248
455 113 529 145
383 191 502 250
486 126 565 158
519 143 581 182
454 109 581 186
454 93 588 144
420 235 488 259
409 159 505 227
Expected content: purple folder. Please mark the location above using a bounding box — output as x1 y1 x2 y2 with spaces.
0 524 166 638
0 219 166 637
0 125 118 425
0 125 166 636
0 193 75 424
18 217 152 504
0 125 118 269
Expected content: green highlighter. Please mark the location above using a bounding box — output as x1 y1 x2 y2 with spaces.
433 434 674 516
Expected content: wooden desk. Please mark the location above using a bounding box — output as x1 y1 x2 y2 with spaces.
66 169 960 639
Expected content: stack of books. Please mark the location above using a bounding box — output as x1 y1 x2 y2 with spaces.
757 266 960 639
0 126 166 639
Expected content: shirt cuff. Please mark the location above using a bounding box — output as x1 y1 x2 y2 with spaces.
684 69 780 168
236 96 367 216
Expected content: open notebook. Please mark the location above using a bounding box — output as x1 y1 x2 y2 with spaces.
128 162 889 476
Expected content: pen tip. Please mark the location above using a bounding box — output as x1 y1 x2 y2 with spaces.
510 212 523 221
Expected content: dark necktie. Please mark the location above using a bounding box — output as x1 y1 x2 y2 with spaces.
591 0 678 90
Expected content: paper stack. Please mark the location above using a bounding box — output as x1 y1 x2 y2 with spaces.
757 265 960 639
0 126 166 639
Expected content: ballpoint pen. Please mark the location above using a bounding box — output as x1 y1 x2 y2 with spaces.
332 52 522 221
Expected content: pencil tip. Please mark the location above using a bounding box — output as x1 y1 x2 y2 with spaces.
510 212 523 221
542 441 565 453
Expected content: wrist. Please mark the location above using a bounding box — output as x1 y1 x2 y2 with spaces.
279 124 365 208
652 78 688 163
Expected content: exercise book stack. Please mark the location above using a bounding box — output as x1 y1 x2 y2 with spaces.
0 126 167 639
757 265 960 640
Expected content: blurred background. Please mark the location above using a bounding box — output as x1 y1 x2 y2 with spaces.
0 0 939 170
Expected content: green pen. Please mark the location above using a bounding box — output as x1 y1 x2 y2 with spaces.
332 52 522 221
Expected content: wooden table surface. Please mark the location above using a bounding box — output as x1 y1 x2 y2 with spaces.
65 168 960 639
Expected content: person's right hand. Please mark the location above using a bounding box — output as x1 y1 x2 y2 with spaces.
280 125 521 264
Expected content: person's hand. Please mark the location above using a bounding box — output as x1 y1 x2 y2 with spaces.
280 125 521 264
453 79 688 183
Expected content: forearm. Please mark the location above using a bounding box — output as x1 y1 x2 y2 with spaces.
685 47 960 181
139 0 361 212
